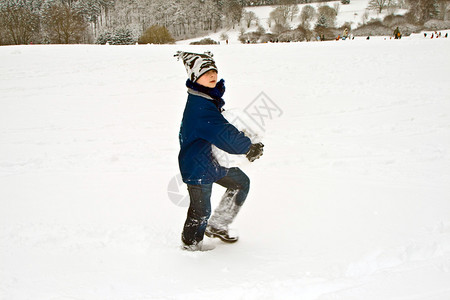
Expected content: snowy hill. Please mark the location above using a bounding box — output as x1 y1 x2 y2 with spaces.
178 0 407 44
1 37 450 299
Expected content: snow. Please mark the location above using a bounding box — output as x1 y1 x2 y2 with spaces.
244 0 382 30
179 0 409 45
1 35 450 299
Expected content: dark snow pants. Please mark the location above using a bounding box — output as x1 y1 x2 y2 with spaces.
181 167 250 246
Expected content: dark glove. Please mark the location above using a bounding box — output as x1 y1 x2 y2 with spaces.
246 143 264 162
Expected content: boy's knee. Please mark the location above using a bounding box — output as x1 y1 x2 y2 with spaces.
236 176 250 206
240 172 250 194
189 207 211 221
231 167 250 190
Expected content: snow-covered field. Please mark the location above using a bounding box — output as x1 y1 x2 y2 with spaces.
1 35 450 299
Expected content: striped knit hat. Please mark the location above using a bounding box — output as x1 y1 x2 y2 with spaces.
174 51 218 82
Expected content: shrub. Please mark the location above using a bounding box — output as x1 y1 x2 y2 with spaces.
190 38 219 45
396 23 423 36
272 23 289 35
381 14 425 36
314 27 341 40
138 25 175 44
220 33 229 41
352 19 392 36
239 26 265 43
112 28 135 45
259 33 277 43
314 20 339 40
383 14 407 27
278 30 303 42
96 28 135 45
277 26 313 42
239 31 259 43
423 19 450 31
339 22 353 31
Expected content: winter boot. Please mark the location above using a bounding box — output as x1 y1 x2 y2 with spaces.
205 226 239 243
206 189 242 243
181 240 215 252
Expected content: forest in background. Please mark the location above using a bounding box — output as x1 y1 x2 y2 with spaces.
0 0 449 45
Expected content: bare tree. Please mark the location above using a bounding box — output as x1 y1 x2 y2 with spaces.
279 0 295 5
288 4 299 22
362 9 370 24
41 1 89 43
243 10 258 28
368 0 389 13
406 0 440 23
317 5 337 28
269 6 290 28
299 5 316 29
0 0 40 45
334 2 340 15
438 0 450 20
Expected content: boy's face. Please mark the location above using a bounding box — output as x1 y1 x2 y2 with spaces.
196 70 218 88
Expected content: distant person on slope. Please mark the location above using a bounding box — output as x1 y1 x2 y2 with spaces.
343 28 349 40
394 27 402 39
174 51 264 251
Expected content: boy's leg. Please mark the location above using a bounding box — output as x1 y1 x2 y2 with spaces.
207 168 250 234
181 183 212 246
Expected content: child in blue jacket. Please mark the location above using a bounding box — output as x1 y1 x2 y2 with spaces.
175 51 264 251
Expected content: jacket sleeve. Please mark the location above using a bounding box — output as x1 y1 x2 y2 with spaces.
196 105 252 155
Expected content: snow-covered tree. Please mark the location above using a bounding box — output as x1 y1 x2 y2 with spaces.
223 0 243 28
66 0 113 39
96 27 134 44
199 0 221 31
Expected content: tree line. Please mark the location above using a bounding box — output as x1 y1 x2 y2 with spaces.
0 0 239 45
0 0 448 45
240 0 449 43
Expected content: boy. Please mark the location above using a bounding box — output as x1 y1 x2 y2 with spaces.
175 51 264 251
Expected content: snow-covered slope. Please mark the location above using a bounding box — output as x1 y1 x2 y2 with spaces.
1 36 450 299
178 0 407 44
245 0 380 30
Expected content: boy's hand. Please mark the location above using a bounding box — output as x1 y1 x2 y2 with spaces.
246 143 264 162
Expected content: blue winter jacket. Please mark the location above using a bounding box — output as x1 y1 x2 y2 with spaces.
178 89 252 185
